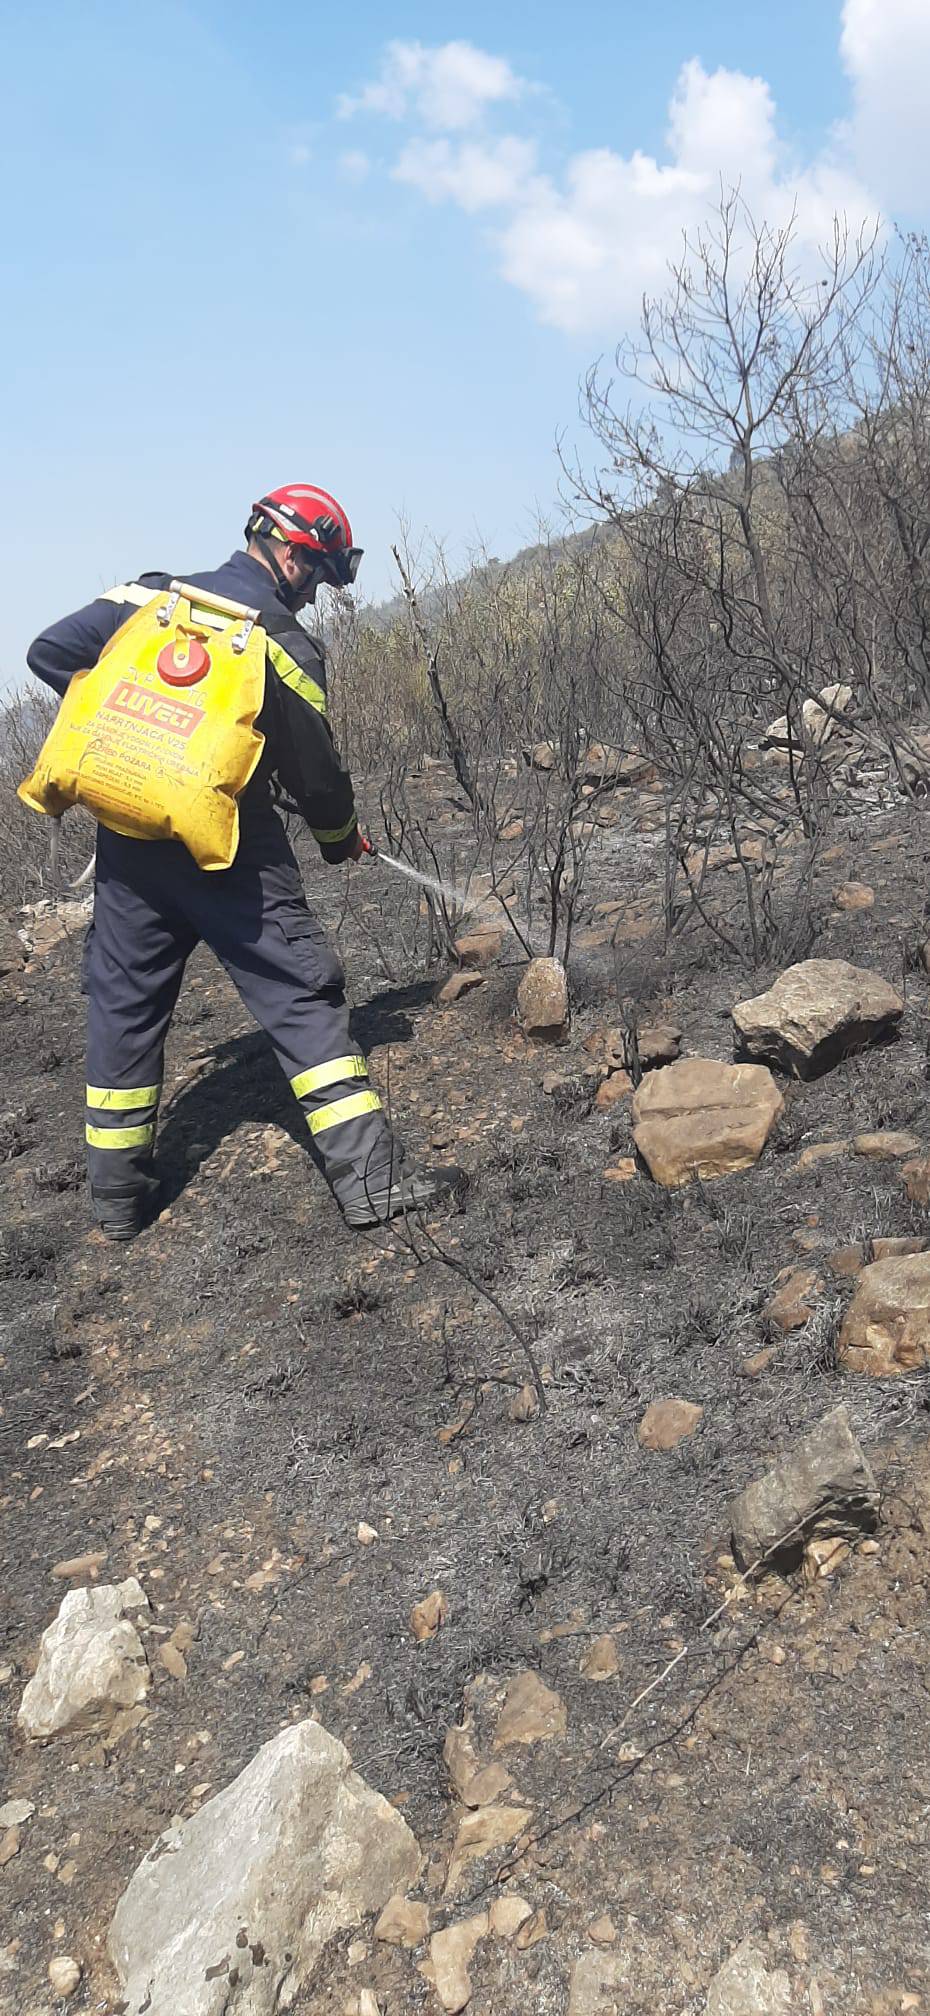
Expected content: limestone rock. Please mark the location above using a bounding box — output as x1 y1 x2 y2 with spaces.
437 971 484 1005
526 741 556 772
901 1157 930 1205
730 1405 878 1572
834 880 875 910
706 1939 792 2016
410 1589 448 1642
839 1250 930 1375
516 958 569 1041
632 1058 783 1187
580 1635 619 1682
374 1892 429 1947
637 1399 703 1450
732 959 903 1079
19 1578 150 1740
594 1073 633 1111
454 929 503 969
568 1948 635 2014
444 1806 532 1897
109 1719 421 2016
493 1671 566 1749
442 1719 511 1809
424 1912 488 2013
0 1799 34 1828
47 1956 82 1998
764 1266 821 1334
488 1895 532 1938
761 682 852 754
637 1023 683 1068
854 1131 921 1160
580 743 656 788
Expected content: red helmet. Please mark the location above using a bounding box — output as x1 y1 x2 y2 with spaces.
248 483 363 586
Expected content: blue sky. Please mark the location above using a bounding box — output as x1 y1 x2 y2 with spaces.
2 0 928 693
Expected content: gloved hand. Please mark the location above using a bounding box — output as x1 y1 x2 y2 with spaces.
347 828 376 861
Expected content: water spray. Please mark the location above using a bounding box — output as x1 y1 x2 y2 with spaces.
360 834 473 912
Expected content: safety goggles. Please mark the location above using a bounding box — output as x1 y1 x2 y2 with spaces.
292 543 363 589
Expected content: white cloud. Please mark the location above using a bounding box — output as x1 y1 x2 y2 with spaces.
338 33 892 335
289 142 312 168
841 0 930 209
339 39 525 132
394 135 539 214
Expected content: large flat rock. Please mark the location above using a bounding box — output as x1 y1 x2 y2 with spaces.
839 1250 930 1374
732 960 903 1078
108 1719 421 2016
631 1057 783 1187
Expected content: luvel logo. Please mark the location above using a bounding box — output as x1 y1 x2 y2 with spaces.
103 680 205 738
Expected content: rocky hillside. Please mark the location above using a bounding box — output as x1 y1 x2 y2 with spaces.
2 752 930 2016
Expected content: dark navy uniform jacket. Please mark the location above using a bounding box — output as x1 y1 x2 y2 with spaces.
26 549 359 864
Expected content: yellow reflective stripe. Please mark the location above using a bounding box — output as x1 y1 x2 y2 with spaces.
85 1122 156 1150
291 1056 368 1100
311 815 359 845
101 583 157 608
308 1090 383 1136
267 637 328 717
86 1084 160 1111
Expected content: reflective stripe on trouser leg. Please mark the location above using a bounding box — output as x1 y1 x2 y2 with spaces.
85 1083 160 1195
289 1056 402 1207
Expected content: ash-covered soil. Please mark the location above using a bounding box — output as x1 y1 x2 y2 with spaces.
2 770 930 2014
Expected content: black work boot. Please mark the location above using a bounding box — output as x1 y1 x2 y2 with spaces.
91 1181 160 1243
340 1164 466 1230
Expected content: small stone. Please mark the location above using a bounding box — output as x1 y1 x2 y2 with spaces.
637 1399 702 1451
516 958 569 1041
854 1130 922 1159
508 1383 539 1423
602 1159 637 1183
158 1642 187 1681
494 1671 566 1749
425 1911 489 2012
357 1523 379 1546
514 1907 547 1949
901 1156 930 1205
803 1536 850 1581
410 1589 448 1643
795 1141 849 1170
594 1073 633 1110
47 1956 82 1998
739 1349 774 1378
587 1915 618 1946
51 1551 108 1581
0 1828 21 1867
637 1023 682 1068
580 1634 620 1682
764 1265 821 1333
488 1895 532 1939
0 1800 34 1828
438 971 484 1005
706 1939 791 2016
374 1892 430 1947
444 1807 532 1897
834 881 875 910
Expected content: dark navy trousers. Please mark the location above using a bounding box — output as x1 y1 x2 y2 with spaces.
83 814 398 1210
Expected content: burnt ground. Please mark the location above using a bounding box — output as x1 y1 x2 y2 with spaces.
2 767 930 2014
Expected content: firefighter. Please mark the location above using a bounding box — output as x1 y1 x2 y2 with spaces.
26 482 463 1241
